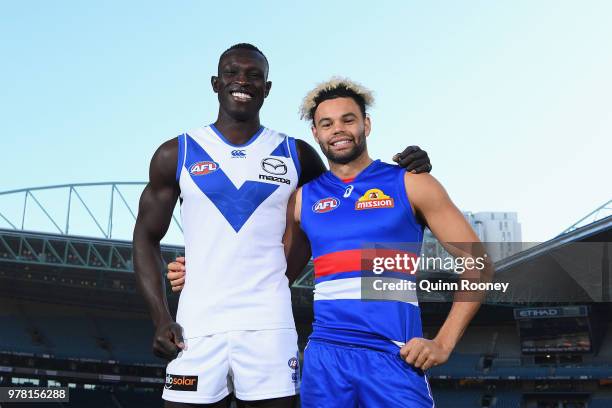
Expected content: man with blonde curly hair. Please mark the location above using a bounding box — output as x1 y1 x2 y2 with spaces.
281 77 486 407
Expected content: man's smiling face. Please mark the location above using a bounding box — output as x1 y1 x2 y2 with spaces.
312 97 371 165
212 49 271 121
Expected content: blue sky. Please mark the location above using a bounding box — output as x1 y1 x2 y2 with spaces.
0 0 610 242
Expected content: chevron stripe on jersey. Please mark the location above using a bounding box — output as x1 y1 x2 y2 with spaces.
175 124 300 338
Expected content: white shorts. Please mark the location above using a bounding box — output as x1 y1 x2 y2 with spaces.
162 328 300 404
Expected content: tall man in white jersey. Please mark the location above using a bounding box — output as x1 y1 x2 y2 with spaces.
133 43 432 408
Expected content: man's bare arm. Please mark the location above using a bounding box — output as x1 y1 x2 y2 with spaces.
133 138 184 359
283 188 311 285
401 173 487 370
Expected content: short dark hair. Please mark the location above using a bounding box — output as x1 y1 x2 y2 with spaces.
300 77 374 122
218 43 269 70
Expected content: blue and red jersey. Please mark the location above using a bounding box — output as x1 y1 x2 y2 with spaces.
300 159 425 353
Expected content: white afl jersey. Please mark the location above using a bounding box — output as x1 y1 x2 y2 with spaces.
175 124 300 338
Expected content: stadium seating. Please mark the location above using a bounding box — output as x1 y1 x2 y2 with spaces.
454 327 495 354
91 317 157 363
0 298 161 364
63 389 117 408
0 316 49 355
592 328 612 361
493 390 522 407
428 353 482 377
491 365 550 378
589 392 612 408
433 388 483 407
490 326 522 357
29 317 111 361
113 388 163 408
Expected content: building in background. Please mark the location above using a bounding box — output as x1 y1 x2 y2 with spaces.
423 211 522 262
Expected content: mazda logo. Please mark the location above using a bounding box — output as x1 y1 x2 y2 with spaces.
261 158 287 175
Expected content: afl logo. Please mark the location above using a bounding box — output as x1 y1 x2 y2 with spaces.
189 161 219 176
312 197 340 213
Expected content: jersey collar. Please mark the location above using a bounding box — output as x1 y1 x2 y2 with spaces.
325 159 381 186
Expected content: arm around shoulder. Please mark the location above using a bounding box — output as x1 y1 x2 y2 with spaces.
296 139 327 186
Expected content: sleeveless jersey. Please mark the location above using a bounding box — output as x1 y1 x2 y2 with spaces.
300 160 425 353
176 124 300 338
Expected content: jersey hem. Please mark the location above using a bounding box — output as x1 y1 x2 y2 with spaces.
181 322 297 340
235 387 299 401
162 389 230 404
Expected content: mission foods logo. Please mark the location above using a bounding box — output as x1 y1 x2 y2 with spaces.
189 161 219 176
313 197 340 213
165 374 198 391
355 189 394 210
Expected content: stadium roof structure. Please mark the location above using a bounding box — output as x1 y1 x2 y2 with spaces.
489 214 611 304
0 182 182 242
558 199 612 235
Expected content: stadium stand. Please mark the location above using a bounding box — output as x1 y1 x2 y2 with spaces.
0 316 48 355
491 326 523 357
589 391 612 407
0 297 160 365
64 388 117 407
433 388 484 407
492 390 522 408
428 353 482 377
454 326 495 354
92 317 156 364
113 388 162 408
0 214 609 407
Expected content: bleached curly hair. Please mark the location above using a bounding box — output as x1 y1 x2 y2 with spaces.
299 77 374 122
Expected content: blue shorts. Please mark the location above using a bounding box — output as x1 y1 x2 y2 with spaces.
301 340 435 408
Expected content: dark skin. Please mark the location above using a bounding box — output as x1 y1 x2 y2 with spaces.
133 48 431 408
